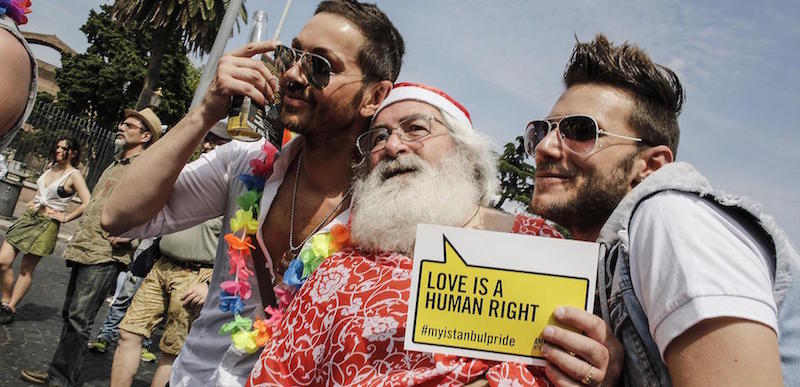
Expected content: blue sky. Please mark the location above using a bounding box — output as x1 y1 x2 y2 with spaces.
22 0 800 243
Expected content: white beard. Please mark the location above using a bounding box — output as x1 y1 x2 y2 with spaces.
113 137 126 155
350 149 480 256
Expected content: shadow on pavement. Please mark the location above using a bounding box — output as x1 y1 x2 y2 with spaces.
14 304 61 323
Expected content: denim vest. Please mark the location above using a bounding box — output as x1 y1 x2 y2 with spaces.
595 162 800 386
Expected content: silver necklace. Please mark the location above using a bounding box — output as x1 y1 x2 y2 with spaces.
284 152 353 265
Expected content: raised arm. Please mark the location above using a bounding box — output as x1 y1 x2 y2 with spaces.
0 28 32 137
101 40 280 235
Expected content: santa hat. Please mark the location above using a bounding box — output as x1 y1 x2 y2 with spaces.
374 82 472 130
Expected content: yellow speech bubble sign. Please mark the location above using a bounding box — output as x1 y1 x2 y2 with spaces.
410 235 590 359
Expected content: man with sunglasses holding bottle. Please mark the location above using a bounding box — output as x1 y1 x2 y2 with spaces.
99 1 404 386
527 34 799 386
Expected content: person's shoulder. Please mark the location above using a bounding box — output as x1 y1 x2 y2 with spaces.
512 213 565 238
65 166 84 180
633 190 717 229
472 207 515 232
198 138 267 166
639 190 703 210
631 190 765 252
217 138 265 155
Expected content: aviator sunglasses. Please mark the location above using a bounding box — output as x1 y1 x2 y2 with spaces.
274 45 359 89
524 114 645 156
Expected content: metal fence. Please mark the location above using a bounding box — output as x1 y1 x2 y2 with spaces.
3 100 117 190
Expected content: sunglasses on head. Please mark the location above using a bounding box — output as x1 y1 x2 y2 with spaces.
524 114 645 156
273 45 342 89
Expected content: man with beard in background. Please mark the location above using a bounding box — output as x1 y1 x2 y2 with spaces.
99 2 405 385
21 108 162 386
248 83 623 386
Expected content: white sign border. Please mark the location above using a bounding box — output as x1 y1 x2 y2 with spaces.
404 223 601 365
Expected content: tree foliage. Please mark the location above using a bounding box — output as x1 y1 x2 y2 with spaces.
494 136 536 211
110 0 247 109
54 5 198 129
112 0 247 55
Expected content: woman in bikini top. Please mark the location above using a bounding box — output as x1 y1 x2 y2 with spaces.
0 136 91 324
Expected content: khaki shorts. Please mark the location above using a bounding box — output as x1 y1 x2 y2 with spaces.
120 258 212 355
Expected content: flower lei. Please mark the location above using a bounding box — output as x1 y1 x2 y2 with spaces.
0 0 32 25
219 142 351 353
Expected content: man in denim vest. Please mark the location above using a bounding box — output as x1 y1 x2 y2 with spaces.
526 34 799 386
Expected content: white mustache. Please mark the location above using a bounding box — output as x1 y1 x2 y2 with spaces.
376 155 427 181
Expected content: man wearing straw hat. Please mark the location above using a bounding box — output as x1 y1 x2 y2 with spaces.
21 108 162 386
108 120 231 387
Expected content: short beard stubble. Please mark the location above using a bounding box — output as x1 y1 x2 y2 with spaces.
532 150 638 230
280 83 366 141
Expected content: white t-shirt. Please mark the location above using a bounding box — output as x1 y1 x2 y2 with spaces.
629 190 778 358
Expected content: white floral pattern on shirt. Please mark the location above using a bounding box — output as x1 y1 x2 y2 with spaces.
309 265 350 303
248 215 562 387
362 316 399 342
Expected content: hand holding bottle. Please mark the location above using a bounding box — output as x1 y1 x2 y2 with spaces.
199 40 281 127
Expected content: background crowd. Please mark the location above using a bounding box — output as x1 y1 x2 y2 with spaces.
1 1 798 387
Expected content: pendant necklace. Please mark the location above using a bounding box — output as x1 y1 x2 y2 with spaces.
280 152 352 271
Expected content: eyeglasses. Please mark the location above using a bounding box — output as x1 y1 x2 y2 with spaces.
274 45 361 89
524 114 644 155
356 114 448 156
119 121 145 132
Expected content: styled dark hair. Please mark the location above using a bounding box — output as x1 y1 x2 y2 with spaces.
564 34 683 155
52 135 82 168
315 0 405 83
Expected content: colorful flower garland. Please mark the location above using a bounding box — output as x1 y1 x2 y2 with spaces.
0 0 32 25
219 142 351 353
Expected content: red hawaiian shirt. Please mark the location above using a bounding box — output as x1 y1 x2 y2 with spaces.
248 215 563 386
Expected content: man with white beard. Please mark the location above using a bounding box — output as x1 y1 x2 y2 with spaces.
247 83 623 386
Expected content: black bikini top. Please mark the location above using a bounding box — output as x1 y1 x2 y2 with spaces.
57 184 74 199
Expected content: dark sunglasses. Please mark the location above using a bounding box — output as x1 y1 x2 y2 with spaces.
274 45 337 89
524 114 644 155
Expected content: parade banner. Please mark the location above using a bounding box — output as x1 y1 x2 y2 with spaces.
404 224 601 365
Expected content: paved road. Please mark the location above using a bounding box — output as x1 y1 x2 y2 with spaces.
0 236 160 387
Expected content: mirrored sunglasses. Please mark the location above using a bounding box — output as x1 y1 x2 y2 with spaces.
274 45 334 89
524 114 644 155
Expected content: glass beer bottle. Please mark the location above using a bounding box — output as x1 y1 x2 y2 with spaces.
226 10 282 146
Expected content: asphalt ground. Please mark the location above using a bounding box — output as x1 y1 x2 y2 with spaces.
0 232 161 386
